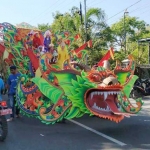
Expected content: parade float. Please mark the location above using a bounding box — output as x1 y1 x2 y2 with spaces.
0 22 143 125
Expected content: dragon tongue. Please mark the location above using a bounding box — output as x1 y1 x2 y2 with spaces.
105 99 131 118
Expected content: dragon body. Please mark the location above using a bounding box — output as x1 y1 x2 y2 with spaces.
0 22 143 124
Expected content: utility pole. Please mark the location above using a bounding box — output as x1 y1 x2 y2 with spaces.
84 0 87 42
124 10 129 54
84 0 88 65
79 2 83 24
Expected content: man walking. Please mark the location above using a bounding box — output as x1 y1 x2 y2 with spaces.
7 66 21 121
0 74 5 101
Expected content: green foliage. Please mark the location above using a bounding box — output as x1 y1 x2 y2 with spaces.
38 23 51 32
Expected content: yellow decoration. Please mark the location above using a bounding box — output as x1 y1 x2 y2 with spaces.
56 45 69 69
3 50 9 60
35 67 42 77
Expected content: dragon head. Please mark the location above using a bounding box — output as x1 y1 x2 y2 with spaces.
84 69 125 123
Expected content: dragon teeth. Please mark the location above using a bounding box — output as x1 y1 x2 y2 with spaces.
92 103 111 111
91 93 94 99
90 91 120 100
104 92 108 101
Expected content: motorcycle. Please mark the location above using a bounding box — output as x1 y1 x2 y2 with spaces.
0 101 12 141
130 78 150 99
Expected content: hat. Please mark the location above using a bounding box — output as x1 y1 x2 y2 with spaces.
10 65 16 70
34 31 39 35
44 30 51 38
28 30 34 36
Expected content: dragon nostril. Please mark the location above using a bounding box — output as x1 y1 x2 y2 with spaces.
108 81 113 85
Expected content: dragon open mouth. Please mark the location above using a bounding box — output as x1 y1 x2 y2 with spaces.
85 89 130 123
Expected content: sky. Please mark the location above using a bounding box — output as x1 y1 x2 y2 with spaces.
0 0 150 27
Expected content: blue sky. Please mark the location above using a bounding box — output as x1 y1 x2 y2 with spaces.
0 0 149 27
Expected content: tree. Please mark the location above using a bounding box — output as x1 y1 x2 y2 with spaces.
38 23 51 32
110 16 149 52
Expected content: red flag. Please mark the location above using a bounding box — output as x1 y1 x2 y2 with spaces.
74 34 80 40
74 43 87 54
71 43 87 58
64 39 71 45
87 40 92 48
97 48 114 66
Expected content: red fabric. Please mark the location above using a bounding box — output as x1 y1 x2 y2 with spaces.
97 48 114 66
33 34 43 48
26 48 39 70
8 53 14 60
74 43 87 53
74 34 80 40
0 44 5 53
65 40 71 45
39 34 44 46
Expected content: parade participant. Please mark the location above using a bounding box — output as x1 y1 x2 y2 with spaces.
49 44 58 63
49 43 54 54
0 74 4 101
56 40 69 69
33 32 42 48
7 66 21 121
44 30 51 52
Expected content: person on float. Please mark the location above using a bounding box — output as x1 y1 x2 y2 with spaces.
49 43 58 63
33 32 43 48
26 30 34 48
44 30 51 52
56 38 69 69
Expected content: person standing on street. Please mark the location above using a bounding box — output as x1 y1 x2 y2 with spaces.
0 74 5 101
7 66 21 121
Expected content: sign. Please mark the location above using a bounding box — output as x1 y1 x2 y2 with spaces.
0 109 12 115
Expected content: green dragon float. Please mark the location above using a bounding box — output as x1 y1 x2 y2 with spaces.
0 22 143 124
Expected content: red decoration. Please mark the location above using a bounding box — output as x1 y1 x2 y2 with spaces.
97 48 114 66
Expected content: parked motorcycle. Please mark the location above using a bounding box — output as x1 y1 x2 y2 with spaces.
130 78 150 99
0 101 12 141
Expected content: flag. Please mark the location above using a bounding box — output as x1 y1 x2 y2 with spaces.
97 47 114 66
74 34 80 40
71 43 87 58
64 39 71 45
74 43 87 54
87 40 92 48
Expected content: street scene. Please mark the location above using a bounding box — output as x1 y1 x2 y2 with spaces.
0 0 150 150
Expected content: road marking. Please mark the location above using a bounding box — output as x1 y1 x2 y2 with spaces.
69 119 127 146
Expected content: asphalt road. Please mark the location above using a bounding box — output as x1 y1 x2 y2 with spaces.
0 96 150 150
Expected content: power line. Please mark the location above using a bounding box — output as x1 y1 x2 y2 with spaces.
129 2 150 14
87 0 105 7
106 0 141 21
108 3 150 25
40 0 77 23
28 0 61 24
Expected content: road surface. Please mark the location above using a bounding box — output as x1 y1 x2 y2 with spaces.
0 96 150 150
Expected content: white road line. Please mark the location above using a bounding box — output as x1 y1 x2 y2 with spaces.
69 119 127 147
